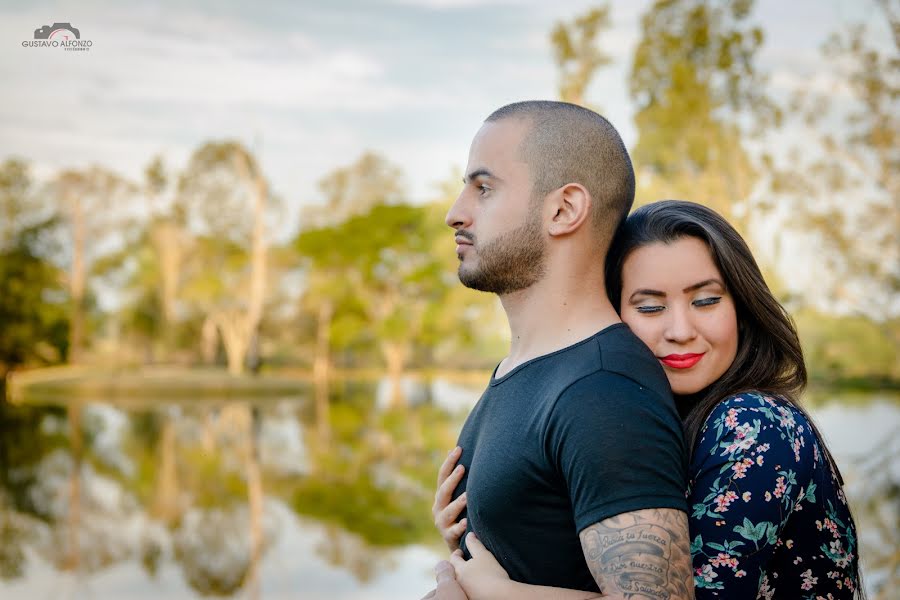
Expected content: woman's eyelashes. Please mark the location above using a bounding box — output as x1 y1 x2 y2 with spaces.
635 304 665 314
693 296 722 307
633 296 722 314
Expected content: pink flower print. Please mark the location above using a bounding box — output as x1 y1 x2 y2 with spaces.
765 491 772 502
793 437 802 462
696 564 718 583
711 553 738 569
732 458 754 478
777 406 795 429
735 570 746 578
757 443 770 453
773 476 787 499
724 408 739 429
801 569 818 590
742 491 752 502
713 491 738 512
756 455 764 466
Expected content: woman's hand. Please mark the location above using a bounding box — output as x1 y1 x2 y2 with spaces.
449 532 511 600
433 446 468 551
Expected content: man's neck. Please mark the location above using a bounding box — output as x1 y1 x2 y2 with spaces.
495 273 620 379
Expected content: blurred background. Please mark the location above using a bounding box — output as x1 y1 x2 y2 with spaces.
0 0 897 598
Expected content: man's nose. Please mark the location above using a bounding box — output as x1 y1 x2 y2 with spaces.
445 190 471 230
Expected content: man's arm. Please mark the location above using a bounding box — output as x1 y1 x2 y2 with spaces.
579 508 694 600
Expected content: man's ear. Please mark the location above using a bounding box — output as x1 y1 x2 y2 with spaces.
547 183 591 237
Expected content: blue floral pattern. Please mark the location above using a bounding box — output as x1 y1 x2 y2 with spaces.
689 392 859 599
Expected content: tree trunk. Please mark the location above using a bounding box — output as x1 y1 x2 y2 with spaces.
241 404 263 600
152 220 183 355
215 311 250 376
313 300 333 441
201 314 218 365
64 402 82 571
381 341 408 409
153 415 180 525
69 191 85 364
213 153 269 377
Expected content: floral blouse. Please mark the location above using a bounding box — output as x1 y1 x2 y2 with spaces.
688 392 859 599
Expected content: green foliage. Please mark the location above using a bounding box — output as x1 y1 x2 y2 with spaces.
550 5 612 107
796 309 900 384
628 0 776 230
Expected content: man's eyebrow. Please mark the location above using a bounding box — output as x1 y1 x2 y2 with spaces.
683 278 725 293
463 168 495 184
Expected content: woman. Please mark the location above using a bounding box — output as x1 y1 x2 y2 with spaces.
431 200 861 599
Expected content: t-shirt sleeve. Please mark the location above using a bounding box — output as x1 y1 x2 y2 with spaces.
544 371 689 534
688 393 817 598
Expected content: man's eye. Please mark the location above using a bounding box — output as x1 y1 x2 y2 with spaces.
478 185 490 195
693 297 721 307
635 305 664 314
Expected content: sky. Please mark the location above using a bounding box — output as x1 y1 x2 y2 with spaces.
0 0 885 224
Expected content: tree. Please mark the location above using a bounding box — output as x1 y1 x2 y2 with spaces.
629 0 778 232
0 159 69 379
297 202 452 408
48 167 136 364
307 151 405 228
769 0 899 318
550 6 613 107
178 142 271 374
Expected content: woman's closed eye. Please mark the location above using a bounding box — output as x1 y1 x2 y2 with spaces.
692 296 722 307
635 304 665 314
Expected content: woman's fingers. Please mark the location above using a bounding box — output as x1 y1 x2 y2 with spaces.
436 447 462 487
436 492 467 527
464 532 484 557
433 464 465 517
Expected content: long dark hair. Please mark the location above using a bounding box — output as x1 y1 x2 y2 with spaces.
606 200 839 469
605 200 864 596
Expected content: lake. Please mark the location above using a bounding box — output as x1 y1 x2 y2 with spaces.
0 379 896 599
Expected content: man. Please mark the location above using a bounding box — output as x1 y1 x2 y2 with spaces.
429 101 693 598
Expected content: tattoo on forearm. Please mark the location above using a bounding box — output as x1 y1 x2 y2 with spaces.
579 508 693 600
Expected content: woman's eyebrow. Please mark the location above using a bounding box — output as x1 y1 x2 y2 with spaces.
628 288 665 302
683 278 725 293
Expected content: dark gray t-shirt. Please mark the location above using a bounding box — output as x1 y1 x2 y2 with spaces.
452 323 688 592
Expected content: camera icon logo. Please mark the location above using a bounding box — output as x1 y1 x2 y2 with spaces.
34 23 81 40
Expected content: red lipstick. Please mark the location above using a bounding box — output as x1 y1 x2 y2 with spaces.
660 353 705 369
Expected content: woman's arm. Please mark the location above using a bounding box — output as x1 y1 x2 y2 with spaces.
688 394 816 598
449 533 603 600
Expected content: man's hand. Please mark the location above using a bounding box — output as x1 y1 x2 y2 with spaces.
421 560 469 600
579 508 694 599
433 446 468 551
448 532 512 600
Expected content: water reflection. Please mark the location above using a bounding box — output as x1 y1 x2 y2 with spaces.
0 385 896 599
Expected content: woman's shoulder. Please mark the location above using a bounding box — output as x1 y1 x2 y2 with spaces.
702 391 811 433
696 391 817 466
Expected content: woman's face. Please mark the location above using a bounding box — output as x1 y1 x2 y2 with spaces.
619 236 739 396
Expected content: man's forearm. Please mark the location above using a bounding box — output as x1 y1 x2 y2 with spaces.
579 508 694 600
493 580 602 600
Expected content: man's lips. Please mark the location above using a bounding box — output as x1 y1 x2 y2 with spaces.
455 235 473 254
659 353 705 369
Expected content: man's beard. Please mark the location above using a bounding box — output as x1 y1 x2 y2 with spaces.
458 212 546 295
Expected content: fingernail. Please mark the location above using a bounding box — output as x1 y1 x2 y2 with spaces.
454 465 463 473
461 492 467 501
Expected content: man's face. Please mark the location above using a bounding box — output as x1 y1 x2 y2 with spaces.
445 119 547 295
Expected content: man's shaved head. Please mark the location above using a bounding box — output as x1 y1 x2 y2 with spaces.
485 100 635 245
